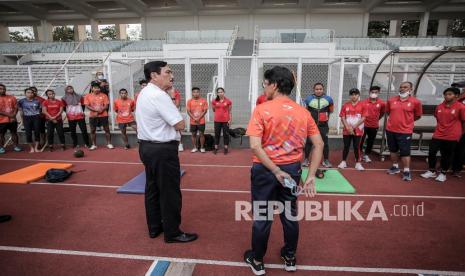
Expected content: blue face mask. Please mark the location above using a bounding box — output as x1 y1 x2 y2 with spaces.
283 177 303 196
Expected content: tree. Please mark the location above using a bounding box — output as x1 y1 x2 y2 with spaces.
449 19 465 37
99 26 116 40
401 20 420 36
53 26 74 41
368 21 390 37
9 31 34 42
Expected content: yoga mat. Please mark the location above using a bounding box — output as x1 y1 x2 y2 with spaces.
301 169 356 194
0 163 73 184
117 170 185 194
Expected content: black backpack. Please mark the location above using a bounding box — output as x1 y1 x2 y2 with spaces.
197 134 215 151
228 127 247 144
45 169 73 183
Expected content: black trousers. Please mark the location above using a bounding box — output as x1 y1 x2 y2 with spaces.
69 119 90 147
139 141 182 238
343 135 362 162
428 138 457 173
361 127 378 155
305 124 329 160
452 134 465 173
23 115 41 143
47 120 65 145
214 122 230 146
251 162 300 262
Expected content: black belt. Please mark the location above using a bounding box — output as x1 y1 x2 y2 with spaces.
139 140 179 145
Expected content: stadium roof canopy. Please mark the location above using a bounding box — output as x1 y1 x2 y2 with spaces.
1 0 464 24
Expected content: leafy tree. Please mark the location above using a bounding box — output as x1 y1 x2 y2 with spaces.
401 20 420 36
368 21 389 37
53 26 74 41
449 19 465 37
99 26 116 40
9 31 33 42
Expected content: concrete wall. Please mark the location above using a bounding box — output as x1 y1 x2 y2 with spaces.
307 13 365 37
144 13 365 39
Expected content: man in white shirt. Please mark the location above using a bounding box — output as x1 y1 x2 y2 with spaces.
136 61 197 243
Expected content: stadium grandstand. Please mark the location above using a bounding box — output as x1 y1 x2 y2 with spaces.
1 0 465 275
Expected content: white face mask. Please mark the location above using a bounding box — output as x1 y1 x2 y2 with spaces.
370 93 378 99
97 74 104 80
399 91 410 99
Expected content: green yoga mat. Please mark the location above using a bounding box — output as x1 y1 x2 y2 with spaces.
301 169 356 194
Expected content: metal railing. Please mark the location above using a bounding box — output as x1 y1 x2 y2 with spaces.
166 30 234 44
260 29 334 43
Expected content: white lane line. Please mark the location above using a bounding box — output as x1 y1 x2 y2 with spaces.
0 246 463 275
0 157 249 168
145 260 158 276
29 182 465 200
0 157 430 171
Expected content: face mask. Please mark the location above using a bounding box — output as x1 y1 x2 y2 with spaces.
97 74 104 80
370 93 378 99
399 92 410 99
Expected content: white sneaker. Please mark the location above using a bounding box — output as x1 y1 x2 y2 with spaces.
200 148 206 153
89 145 97 151
355 162 365 171
363 155 372 163
421 170 437 179
338 161 347 169
191 148 198 153
435 173 446 182
178 143 184 152
106 144 114 149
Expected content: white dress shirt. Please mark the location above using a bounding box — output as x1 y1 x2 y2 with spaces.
135 83 183 142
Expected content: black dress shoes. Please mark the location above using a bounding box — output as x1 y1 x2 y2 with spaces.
0 215 12 223
149 228 163 239
165 232 198 243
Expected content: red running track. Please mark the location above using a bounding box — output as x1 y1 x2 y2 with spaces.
0 147 464 275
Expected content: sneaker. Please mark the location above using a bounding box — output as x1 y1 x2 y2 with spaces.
421 170 437 179
124 144 130 150
322 159 332 168
213 148 218 155
281 252 297 272
402 171 412 181
13 146 22 152
387 166 400 174
302 159 309 167
178 143 184 152
48 145 54 152
200 148 206 153
435 173 446 182
355 162 365 171
0 147 5 154
89 145 97 151
224 148 229 155
191 148 198 153
244 250 265 276
106 144 114 149
337 161 347 169
363 155 372 163
452 171 462 178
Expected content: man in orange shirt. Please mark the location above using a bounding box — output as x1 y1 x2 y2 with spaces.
84 82 113 150
114 88 137 150
169 87 184 152
0 84 21 153
187 87 208 153
244 66 324 275
256 91 267 106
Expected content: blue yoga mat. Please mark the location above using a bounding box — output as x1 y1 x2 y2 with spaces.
117 170 185 194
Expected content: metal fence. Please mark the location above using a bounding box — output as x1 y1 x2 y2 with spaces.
108 56 356 133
